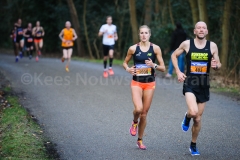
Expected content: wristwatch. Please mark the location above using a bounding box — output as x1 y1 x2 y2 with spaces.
154 64 158 69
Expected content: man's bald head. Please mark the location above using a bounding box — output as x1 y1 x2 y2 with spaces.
65 21 71 28
195 21 207 29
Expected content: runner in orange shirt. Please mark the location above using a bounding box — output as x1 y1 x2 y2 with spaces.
59 21 77 72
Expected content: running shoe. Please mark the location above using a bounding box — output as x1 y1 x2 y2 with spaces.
29 55 32 59
66 67 69 72
103 71 108 78
108 68 114 75
15 57 19 62
189 145 200 156
35 56 39 62
129 121 138 136
19 52 23 58
182 112 190 132
137 140 146 150
61 57 65 63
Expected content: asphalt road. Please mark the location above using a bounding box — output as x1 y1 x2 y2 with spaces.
0 53 239 160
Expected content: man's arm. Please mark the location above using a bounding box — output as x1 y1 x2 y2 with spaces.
171 40 188 82
211 42 221 70
59 30 64 41
72 29 78 41
114 32 118 41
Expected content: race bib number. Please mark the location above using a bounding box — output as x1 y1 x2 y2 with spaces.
27 38 33 42
18 31 23 35
135 64 151 76
107 34 114 38
66 41 73 46
37 33 42 37
190 61 207 74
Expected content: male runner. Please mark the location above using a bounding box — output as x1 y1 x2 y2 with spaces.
59 21 77 72
171 21 221 156
98 16 118 78
14 19 24 62
23 23 34 59
32 21 44 61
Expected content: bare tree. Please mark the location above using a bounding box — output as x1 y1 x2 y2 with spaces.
168 0 174 26
188 0 199 26
83 0 94 59
66 0 85 56
144 0 152 26
220 0 232 72
129 0 138 44
197 0 209 39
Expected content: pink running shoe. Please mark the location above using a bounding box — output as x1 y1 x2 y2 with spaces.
129 122 138 136
137 140 146 150
103 71 108 78
108 68 114 75
35 56 39 62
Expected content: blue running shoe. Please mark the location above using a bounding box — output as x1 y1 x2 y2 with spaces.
182 112 190 132
15 57 19 62
189 145 200 156
19 52 23 58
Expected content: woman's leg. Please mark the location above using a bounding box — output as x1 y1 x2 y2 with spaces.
138 89 155 139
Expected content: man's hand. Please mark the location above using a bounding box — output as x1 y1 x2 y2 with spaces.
211 58 218 69
177 71 187 82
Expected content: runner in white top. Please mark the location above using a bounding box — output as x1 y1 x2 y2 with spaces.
98 16 118 78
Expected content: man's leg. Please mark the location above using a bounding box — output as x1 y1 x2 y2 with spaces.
102 45 109 78
192 102 205 143
66 48 73 70
108 49 114 75
19 39 24 57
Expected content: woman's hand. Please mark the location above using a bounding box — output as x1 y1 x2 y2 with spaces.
126 66 136 75
145 58 155 68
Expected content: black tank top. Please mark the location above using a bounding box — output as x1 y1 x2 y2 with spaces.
16 26 23 39
35 27 43 39
25 29 34 43
132 43 156 83
184 39 212 88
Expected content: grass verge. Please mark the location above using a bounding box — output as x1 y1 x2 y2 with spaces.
71 56 134 66
0 88 56 159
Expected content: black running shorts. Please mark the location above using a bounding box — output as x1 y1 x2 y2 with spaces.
183 84 210 103
103 44 114 56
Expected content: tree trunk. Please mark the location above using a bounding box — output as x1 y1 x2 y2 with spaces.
161 0 168 25
83 0 94 59
188 0 199 26
154 0 160 22
128 0 138 44
220 0 232 73
197 0 209 39
66 0 85 57
144 0 152 26
168 0 174 26
115 0 127 58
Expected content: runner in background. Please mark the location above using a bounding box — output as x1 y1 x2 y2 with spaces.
98 16 118 78
32 21 45 61
23 23 34 59
59 21 77 72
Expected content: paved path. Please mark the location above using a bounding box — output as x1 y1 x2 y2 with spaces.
0 53 239 160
